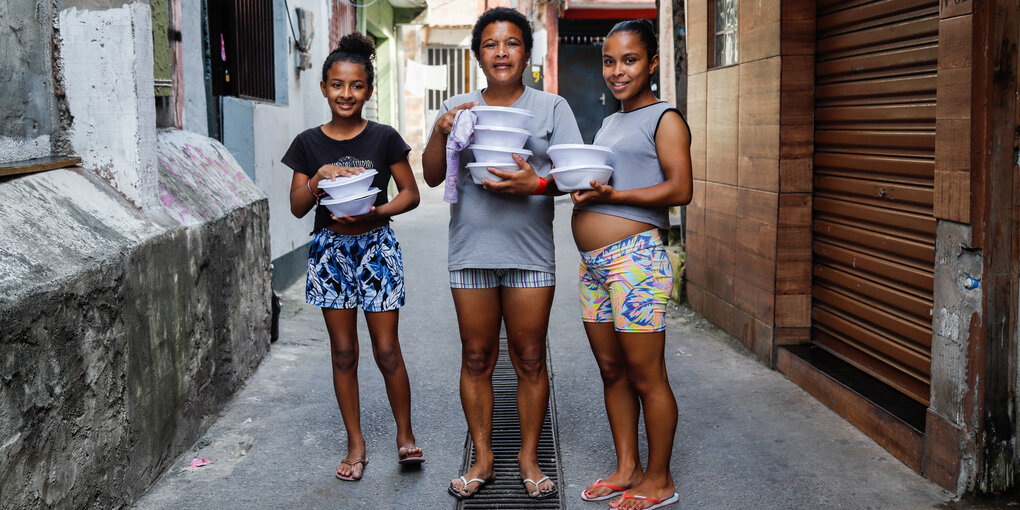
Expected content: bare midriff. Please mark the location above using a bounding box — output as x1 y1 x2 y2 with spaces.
571 209 657 253
327 217 389 235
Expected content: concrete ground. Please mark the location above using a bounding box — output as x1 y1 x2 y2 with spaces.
133 186 956 509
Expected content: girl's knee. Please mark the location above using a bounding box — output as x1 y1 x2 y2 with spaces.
373 347 404 376
332 347 359 372
626 364 667 394
595 357 628 385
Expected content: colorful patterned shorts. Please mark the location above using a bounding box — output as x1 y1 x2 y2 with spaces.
578 229 673 332
306 225 404 311
449 268 556 289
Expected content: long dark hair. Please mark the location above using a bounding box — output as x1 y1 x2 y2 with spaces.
322 32 376 84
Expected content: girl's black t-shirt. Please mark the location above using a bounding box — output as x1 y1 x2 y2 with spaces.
282 121 411 233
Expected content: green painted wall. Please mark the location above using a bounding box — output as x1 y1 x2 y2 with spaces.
359 1 396 128
151 0 172 96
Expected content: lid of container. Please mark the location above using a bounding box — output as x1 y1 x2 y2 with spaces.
549 164 613 173
317 169 378 189
473 125 531 135
468 145 534 156
466 162 520 168
470 106 534 117
320 187 381 204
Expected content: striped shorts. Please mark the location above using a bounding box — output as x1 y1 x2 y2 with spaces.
449 268 556 289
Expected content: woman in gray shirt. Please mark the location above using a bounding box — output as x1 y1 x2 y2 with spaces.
572 20 692 510
421 6 583 502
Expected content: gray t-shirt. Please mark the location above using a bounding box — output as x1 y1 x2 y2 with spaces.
432 87 583 273
576 101 686 229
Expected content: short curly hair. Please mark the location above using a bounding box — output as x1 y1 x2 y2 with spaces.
471 7 533 60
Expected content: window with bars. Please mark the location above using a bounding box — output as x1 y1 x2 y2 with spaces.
208 0 276 101
426 46 477 114
709 0 737 68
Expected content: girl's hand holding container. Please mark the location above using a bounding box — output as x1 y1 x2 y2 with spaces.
570 181 615 206
330 206 377 224
315 164 366 182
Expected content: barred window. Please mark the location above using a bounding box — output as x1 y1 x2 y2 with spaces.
424 46 479 128
208 0 276 101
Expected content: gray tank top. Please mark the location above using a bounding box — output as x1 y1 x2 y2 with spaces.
575 101 685 229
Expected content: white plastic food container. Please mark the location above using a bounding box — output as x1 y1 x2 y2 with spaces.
547 144 613 168
321 187 381 217
549 164 614 192
317 169 378 200
470 106 533 130
466 162 519 184
468 145 533 165
472 125 530 149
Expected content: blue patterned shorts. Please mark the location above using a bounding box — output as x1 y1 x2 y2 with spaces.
306 226 405 311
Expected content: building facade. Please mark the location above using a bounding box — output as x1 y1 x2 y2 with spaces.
681 0 1020 494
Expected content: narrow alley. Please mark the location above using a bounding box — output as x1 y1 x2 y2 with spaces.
132 187 951 509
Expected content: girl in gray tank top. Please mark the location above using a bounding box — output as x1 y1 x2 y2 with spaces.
570 20 692 510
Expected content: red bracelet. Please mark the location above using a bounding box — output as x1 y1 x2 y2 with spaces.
532 176 547 195
307 180 327 203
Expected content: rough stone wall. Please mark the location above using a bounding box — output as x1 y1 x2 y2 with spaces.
0 130 271 509
930 220 984 493
0 0 56 163
58 1 160 210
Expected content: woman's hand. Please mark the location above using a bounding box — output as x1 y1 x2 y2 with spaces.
570 181 615 206
330 206 379 225
482 153 543 195
435 102 479 136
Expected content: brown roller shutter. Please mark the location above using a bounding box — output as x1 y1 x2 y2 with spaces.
812 0 938 406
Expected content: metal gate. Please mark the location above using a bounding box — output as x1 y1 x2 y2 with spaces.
425 46 478 129
811 0 938 405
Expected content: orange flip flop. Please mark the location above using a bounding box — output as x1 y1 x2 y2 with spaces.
580 478 628 501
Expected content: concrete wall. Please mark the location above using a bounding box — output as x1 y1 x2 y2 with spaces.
1 3 274 507
928 220 983 493
181 0 209 136
0 1 56 163
0 130 271 509
58 1 160 210
418 0 478 27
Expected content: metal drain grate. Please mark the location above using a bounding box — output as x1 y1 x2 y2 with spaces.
456 337 564 510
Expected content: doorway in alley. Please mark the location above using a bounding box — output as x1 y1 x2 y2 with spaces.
556 18 631 143
811 0 938 411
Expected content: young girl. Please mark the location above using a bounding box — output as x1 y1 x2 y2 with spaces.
570 20 692 510
282 32 423 482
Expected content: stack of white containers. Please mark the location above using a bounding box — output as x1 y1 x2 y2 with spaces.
317 170 381 217
466 106 534 184
547 144 615 192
